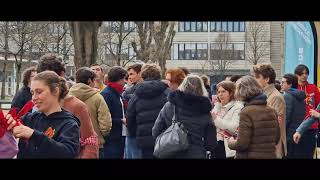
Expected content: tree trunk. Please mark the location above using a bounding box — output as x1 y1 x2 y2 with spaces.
1 22 9 99
15 55 23 94
69 21 102 69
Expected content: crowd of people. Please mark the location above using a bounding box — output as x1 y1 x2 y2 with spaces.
0 53 319 159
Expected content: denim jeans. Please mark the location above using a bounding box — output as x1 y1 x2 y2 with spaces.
124 136 142 159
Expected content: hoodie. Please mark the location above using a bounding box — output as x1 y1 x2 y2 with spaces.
17 110 80 158
69 83 112 147
283 88 306 141
298 82 320 129
126 79 169 149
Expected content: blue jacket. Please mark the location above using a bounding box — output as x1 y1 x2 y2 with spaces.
296 117 318 134
283 88 306 141
101 86 124 141
18 110 80 158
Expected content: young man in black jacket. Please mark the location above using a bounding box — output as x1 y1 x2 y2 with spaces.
126 64 169 158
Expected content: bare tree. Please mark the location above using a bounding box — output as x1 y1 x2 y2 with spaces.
35 22 74 63
246 21 269 65
8 22 49 93
98 21 136 67
132 21 175 76
69 21 102 69
208 33 234 81
131 21 154 63
153 22 175 76
0 22 10 99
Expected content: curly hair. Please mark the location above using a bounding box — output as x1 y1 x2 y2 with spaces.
252 64 276 84
37 53 65 75
22 66 37 87
165 68 186 85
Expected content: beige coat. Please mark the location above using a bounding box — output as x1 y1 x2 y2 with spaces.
213 101 244 158
264 84 287 158
69 83 112 148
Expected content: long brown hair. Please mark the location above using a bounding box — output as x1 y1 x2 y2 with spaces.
216 81 236 102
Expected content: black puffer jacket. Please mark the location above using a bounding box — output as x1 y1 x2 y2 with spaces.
126 79 169 149
283 88 306 141
152 90 217 159
11 86 32 112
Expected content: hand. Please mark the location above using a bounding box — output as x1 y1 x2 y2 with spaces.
211 110 217 120
309 109 320 118
6 113 17 131
121 118 127 126
212 95 218 104
293 132 301 144
12 125 34 139
228 136 236 143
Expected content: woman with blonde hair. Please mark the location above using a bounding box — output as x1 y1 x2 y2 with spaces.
153 74 217 158
228 76 280 159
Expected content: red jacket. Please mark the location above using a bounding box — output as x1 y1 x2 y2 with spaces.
298 82 320 129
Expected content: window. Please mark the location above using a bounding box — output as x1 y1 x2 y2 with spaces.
210 22 245 32
124 22 129 32
234 22 239 32
185 44 192 59
240 22 245 32
228 22 233 32
191 22 196 32
185 22 191 31
179 22 184 32
179 22 209 32
179 43 185 59
173 43 208 60
233 43 245 60
203 22 208 32
216 22 222 32
190 43 196 59
173 44 179 60
210 43 245 60
196 43 208 60
222 22 227 32
210 22 216 31
197 22 202 32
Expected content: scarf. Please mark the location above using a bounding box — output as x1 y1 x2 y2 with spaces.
107 82 124 95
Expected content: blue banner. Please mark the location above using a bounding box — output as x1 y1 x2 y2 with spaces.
284 21 315 83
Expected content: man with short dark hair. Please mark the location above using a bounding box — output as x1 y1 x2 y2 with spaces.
126 64 169 158
122 64 143 159
101 66 128 158
294 64 320 158
68 67 112 159
253 64 287 158
90 64 106 92
281 73 306 158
